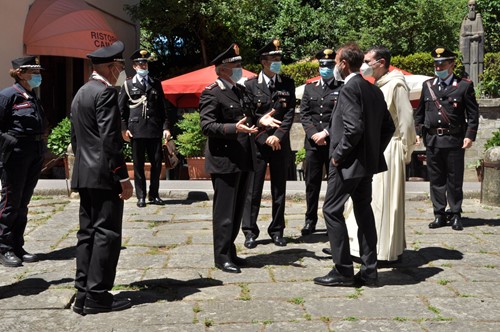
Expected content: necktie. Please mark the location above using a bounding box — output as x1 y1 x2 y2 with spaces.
439 81 447 91
232 86 241 99
268 79 275 90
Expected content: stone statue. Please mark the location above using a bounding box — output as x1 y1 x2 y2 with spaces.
460 0 484 87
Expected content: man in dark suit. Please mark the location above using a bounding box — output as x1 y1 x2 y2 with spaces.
415 47 479 231
314 43 395 287
242 39 295 248
118 49 170 208
199 43 280 273
70 41 133 314
299 48 343 235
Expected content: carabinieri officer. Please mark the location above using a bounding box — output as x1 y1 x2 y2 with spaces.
0 56 46 267
415 47 479 231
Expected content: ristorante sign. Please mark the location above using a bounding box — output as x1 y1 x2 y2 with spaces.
91 31 117 48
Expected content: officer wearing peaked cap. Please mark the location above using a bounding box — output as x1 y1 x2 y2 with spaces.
0 55 46 267
199 43 280 273
242 38 296 249
415 46 479 231
70 40 133 314
299 48 343 236
118 49 170 208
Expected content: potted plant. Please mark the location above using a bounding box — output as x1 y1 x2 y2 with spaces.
175 111 209 179
47 117 72 178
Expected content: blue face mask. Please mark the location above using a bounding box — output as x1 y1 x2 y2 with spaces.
231 67 243 82
270 61 282 74
435 69 450 80
27 74 42 88
137 69 149 77
319 67 334 80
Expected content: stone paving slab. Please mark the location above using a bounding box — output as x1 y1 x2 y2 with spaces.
0 195 499 331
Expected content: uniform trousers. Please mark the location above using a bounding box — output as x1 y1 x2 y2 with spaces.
0 139 43 252
242 142 290 238
322 165 377 279
75 188 123 302
211 172 250 265
304 146 330 224
426 144 465 216
131 138 163 200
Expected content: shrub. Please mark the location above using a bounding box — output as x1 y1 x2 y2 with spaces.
175 111 206 157
47 117 71 156
478 52 500 98
484 128 500 151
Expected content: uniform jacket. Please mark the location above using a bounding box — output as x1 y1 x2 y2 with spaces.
71 78 128 190
244 72 295 146
329 74 395 180
414 75 479 148
300 78 343 150
199 79 255 174
118 75 169 138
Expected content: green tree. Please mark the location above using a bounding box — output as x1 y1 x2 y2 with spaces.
477 0 500 52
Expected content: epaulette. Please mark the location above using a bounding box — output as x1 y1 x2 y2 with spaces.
307 79 320 84
205 82 218 90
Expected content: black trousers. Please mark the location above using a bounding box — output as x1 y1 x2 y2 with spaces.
75 188 123 301
322 165 377 279
304 146 330 224
242 143 289 238
0 140 43 252
132 138 163 200
211 172 249 265
426 145 465 216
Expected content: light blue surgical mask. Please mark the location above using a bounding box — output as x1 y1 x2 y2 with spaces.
137 69 149 77
270 61 282 74
435 69 450 80
27 74 42 89
231 67 243 82
319 67 334 80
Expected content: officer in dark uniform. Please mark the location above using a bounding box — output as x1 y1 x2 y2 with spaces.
299 48 343 235
242 39 296 248
0 56 45 267
199 43 280 273
71 41 133 314
415 47 479 231
118 49 170 208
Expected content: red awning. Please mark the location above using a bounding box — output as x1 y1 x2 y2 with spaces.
23 0 117 59
162 65 256 108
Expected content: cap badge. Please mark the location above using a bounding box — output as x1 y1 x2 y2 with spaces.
233 44 240 55
324 49 333 59
35 57 40 65
436 48 445 57
140 50 148 57
273 39 281 50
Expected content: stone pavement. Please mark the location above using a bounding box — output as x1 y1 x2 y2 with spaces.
0 181 499 332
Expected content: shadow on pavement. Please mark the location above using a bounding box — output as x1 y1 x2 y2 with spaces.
118 277 223 305
37 246 76 261
462 217 500 227
162 191 210 204
0 277 73 300
245 248 324 268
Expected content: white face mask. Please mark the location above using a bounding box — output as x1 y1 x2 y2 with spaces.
114 70 126 87
360 63 373 77
333 64 344 82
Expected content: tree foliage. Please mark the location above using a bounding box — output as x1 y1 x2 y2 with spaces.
126 0 497 78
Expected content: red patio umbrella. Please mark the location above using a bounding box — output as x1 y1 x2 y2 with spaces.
162 65 256 108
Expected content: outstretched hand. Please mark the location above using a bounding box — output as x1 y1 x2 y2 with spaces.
236 117 258 134
259 109 281 128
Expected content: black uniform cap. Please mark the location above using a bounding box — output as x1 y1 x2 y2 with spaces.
130 49 151 62
87 40 125 64
316 48 336 66
12 56 44 70
431 47 456 63
257 39 283 58
211 43 242 66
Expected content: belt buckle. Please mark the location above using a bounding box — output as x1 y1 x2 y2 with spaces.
436 128 444 136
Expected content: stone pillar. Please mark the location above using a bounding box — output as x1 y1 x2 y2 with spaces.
481 146 500 206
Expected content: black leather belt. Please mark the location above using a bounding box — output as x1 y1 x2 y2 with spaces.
15 134 43 141
427 127 462 136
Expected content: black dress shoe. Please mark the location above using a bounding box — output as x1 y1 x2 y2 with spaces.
301 220 317 236
232 256 248 267
149 197 166 205
428 216 447 229
72 292 86 315
215 261 241 273
354 271 379 287
244 235 257 249
314 269 354 287
14 247 39 263
450 215 463 231
322 247 332 256
83 297 132 315
0 251 22 267
137 198 146 208
272 235 287 247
